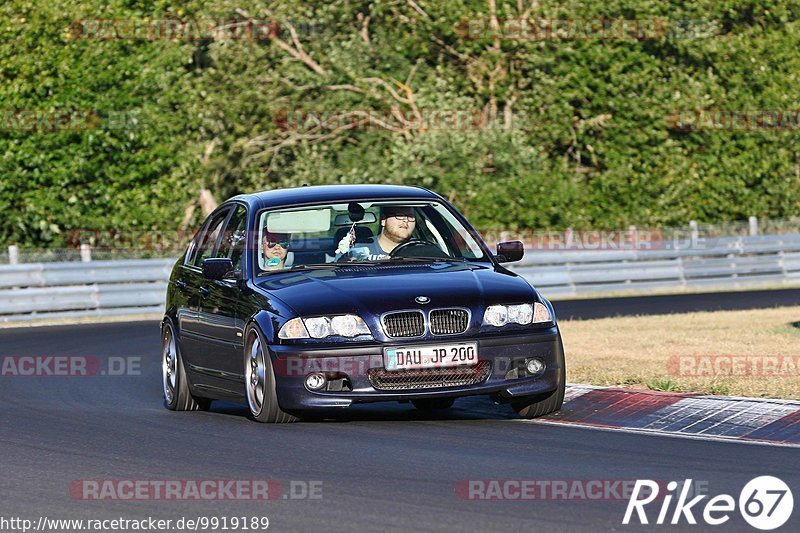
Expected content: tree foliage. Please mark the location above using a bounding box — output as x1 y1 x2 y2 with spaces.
2 0 799 246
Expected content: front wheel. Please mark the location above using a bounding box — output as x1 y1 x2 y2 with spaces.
161 320 211 412
244 326 299 423
511 363 565 418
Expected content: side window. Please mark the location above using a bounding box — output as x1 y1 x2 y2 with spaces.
216 205 248 272
422 207 459 257
193 209 230 268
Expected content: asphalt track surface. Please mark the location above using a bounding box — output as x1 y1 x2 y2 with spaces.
2 291 799 532
553 287 800 320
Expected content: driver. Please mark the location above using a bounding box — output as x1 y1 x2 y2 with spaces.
352 206 416 260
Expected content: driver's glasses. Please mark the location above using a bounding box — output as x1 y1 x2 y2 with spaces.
266 240 289 249
390 214 416 222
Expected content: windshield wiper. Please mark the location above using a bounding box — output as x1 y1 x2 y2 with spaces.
256 264 338 276
289 261 378 270
257 258 467 276
386 256 466 263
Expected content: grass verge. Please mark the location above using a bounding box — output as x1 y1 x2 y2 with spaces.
560 306 800 400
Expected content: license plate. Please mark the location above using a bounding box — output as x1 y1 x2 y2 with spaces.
384 343 478 371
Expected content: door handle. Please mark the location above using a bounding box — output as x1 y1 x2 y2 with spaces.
175 280 187 290
199 286 211 296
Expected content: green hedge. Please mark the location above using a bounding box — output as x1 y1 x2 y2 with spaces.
1 0 799 247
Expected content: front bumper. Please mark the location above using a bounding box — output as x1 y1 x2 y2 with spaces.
268 326 565 411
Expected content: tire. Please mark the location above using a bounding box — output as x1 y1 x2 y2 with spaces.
244 325 299 423
412 398 455 411
511 379 565 418
511 335 567 419
162 320 212 412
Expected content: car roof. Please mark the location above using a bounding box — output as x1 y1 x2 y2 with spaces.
229 184 442 211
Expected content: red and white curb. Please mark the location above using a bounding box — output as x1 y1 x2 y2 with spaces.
527 385 800 447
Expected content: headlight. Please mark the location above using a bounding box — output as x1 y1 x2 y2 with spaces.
483 305 509 327
278 314 371 339
330 315 369 337
304 317 333 338
482 302 551 327
508 303 533 324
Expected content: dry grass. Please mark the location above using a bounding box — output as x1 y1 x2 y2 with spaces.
560 306 800 400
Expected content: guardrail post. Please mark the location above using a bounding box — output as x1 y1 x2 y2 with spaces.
80 244 92 262
628 225 639 251
749 216 758 236
689 220 699 246
8 245 19 265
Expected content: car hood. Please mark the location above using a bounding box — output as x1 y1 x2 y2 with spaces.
254 262 536 318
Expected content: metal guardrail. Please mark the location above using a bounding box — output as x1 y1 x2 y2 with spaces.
1 234 800 322
0 259 173 322
512 233 800 297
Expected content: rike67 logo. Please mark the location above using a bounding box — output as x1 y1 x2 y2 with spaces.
624 476 793 530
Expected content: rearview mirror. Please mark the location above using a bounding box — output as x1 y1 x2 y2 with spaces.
347 201 365 222
202 258 234 280
496 241 524 263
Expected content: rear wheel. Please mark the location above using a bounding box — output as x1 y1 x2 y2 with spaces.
412 398 455 411
245 326 299 423
162 320 211 411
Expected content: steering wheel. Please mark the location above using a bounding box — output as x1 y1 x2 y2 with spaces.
390 238 445 258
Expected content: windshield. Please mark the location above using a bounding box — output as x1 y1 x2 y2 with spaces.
255 200 488 273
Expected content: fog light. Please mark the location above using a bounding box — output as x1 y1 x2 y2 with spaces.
305 372 327 391
525 358 545 375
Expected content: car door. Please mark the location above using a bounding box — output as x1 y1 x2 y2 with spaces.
177 207 231 374
194 204 250 389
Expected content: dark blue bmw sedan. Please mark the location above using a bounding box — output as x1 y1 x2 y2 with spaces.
161 184 565 422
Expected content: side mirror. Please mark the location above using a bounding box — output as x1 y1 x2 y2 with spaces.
496 241 524 263
202 258 234 280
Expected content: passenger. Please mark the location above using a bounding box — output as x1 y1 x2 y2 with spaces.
262 231 291 270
